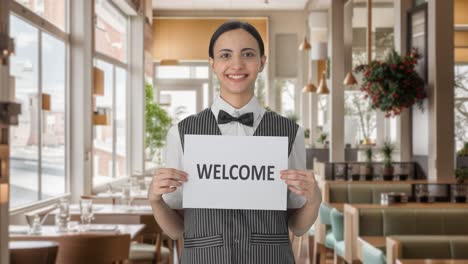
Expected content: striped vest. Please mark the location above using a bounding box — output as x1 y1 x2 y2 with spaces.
177 108 299 264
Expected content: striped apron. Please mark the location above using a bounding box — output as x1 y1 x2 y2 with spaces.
178 108 299 264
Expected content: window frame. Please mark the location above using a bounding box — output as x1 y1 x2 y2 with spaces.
92 0 131 188
9 0 71 210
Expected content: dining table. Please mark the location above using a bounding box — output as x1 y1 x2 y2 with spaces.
9 224 145 240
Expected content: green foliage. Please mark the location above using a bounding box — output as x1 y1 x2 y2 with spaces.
380 141 395 167
145 83 172 156
455 167 468 183
285 111 300 123
304 128 310 139
363 148 373 165
354 49 426 117
457 142 468 157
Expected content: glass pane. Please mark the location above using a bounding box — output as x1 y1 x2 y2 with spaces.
9 15 39 207
344 91 377 146
160 90 197 124
95 0 127 62
93 60 114 185
195 66 209 79
41 32 66 198
277 79 295 117
15 0 66 31
455 65 468 151
156 66 190 79
115 67 127 178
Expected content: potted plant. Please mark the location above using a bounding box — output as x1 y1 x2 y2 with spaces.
354 49 426 118
456 142 468 168
316 132 328 148
381 141 395 181
145 83 172 165
453 168 468 203
360 148 374 181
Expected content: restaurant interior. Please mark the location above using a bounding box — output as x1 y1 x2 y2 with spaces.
0 0 467 263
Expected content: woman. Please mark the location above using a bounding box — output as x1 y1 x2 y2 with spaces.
149 20 321 264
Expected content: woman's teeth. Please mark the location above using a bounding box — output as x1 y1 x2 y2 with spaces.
227 74 247 80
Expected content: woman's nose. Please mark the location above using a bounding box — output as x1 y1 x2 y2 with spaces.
230 55 245 69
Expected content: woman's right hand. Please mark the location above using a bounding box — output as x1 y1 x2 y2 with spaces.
148 168 188 202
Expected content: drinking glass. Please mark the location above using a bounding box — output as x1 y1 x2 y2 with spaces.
79 199 94 230
56 198 70 232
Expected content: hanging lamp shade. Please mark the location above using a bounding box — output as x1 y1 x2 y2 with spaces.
343 71 358 86
302 81 317 93
299 37 311 51
317 72 329 94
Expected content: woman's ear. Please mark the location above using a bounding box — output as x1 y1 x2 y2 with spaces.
259 55 267 72
209 57 215 72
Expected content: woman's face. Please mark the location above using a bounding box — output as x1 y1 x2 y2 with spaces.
210 29 267 99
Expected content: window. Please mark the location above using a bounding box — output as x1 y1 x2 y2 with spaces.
344 91 377 146
93 0 129 187
9 14 67 208
95 0 127 62
15 0 66 30
275 79 296 118
455 65 468 151
93 60 128 185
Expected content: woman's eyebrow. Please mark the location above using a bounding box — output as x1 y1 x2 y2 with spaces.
241 48 257 53
217 49 233 54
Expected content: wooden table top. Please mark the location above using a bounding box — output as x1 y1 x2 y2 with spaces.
9 241 59 250
321 179 460 185
9 224 145 240
397 259 468 264
345 203 468 210
52 204 153 216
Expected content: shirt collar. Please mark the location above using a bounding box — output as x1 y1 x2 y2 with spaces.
211 95 264 121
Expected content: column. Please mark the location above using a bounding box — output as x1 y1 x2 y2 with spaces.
69 0 94 201
329 0 346 162
427 0 455 180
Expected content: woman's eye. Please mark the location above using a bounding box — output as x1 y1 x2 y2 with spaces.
219 53 230 59
243 52 255 57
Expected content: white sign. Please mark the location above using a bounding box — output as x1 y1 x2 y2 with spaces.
183 135 288 210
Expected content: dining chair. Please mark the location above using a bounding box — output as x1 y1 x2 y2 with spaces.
16 233 131 264
129 215 171 264
9 241 59 264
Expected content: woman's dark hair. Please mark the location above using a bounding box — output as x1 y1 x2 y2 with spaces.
208 20 265 59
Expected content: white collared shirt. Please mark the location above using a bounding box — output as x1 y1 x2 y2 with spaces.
162 95 307 209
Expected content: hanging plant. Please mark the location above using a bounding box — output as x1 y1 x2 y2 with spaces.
354 49 426 117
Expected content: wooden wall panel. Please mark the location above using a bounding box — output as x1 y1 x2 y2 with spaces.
152 18 268 61
455 0 468 25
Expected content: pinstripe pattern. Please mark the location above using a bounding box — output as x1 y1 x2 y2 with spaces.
178 108 299 264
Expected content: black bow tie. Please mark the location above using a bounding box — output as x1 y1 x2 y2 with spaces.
217 110 254 127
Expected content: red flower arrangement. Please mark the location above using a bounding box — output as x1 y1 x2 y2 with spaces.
354 49 426 117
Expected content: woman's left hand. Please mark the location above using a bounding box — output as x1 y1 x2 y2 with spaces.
280 169 318 202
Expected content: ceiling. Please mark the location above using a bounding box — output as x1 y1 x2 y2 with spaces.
152 0 309 11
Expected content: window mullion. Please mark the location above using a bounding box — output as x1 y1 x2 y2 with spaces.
37 30 43 201
112 65 117 179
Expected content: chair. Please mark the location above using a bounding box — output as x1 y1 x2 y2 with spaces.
129 215 171 263
9 241 59 264
15 233 131 264
81 195 116 205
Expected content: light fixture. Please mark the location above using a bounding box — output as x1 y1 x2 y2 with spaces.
317 71 329 94
93 67 105 96
302 82 317 93
343 71 358 86
0 33 14 65
41 93 51 111
93 107 111 126
299 37 311 51
160 59 179 66
311 42 329 95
